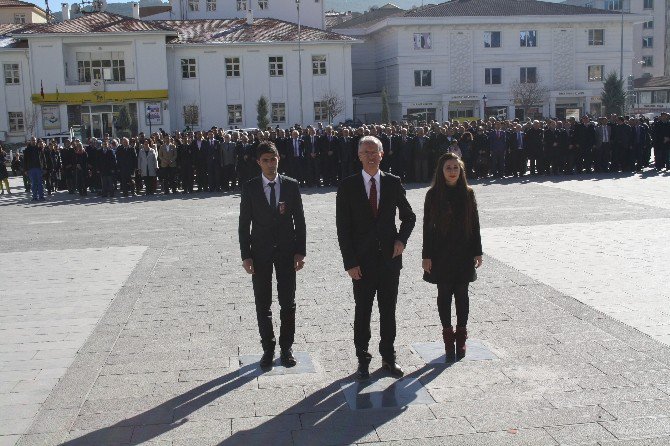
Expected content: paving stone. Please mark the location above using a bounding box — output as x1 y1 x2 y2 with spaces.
545 423 616 444
600 416 670 440
467 406 615 433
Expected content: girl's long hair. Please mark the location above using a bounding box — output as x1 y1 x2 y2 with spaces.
426 153 473 237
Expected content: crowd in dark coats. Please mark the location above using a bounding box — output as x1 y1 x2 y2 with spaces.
5 112 670 200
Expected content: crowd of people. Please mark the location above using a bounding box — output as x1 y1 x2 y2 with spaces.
3 112 669 201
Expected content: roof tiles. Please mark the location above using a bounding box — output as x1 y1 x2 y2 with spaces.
404 0 623 17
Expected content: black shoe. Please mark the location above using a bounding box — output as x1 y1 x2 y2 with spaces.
356 362 370 381
280 349 297 368
259 350 274 370
381 360 404 378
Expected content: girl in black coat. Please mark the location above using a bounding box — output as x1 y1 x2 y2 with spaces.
422 153 483 361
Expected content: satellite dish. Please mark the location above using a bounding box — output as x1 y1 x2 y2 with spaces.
71 3 80 14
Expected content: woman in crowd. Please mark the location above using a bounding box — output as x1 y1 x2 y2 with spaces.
0 147 10 194
137 139 158 195
422 153 483 361
159 135 178 194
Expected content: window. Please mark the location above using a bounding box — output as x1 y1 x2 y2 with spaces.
236 0 247 10
76 52 125 82
414 70 432 87
258 0 268 9
181 58 196 79
652 91 667 103
520 67 537 84
588 65 604 82
643 20 653 29
413 33 432 49
188 0 199 11
605 0 622 10
642 37 653 48
312 55 326 75
206 0 216 11
642 56 653 67
484 68 501 85
483 31 501 48
4 63 20 85
13 13 25 24
314 101 328 121
225 57 240 77
269 56 284 76
588 29 604 46
639 91 652 104
643 0 653 8
271 103 285 123
183 104 199 127
8 112 24 133
228 104 242 125
519 30 537 47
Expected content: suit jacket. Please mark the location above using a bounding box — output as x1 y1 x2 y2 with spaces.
336 171 416 273
239 175 306 262
137 148 158 177
287 138 305 159
489 130 507 152
98 149 117 175
304 135 320 159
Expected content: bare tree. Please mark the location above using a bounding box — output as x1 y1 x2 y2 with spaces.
182 102 199 130
509 76 549 120
318 90 344 125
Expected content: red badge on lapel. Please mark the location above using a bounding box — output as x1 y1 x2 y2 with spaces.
278 202 286 215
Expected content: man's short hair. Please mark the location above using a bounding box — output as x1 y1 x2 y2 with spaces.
358 135 383 152
256 141 279 160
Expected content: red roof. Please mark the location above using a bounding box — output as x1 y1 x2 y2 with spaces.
162 18 356 44
0 0 45 12
15 11 174 34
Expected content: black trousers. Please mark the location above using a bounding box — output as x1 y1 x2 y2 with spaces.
437 282 469 328
252 250 296 352
352 261 400 363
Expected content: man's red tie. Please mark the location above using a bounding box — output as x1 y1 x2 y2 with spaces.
369 177 378 218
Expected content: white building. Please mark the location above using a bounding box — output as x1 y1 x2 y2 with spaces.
334 0 646 122
563 0 666 79
144 0 326 31
0 9 355 142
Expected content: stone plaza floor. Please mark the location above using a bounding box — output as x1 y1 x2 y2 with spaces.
1 170 669 445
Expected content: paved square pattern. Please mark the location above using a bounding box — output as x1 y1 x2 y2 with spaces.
340 377 436 410
412 340 498 364
238 352 317 377
0 246 146 441
2 173 670 445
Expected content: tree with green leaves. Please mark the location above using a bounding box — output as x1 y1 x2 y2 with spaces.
257 95 269 130
601 72 626 116
381 86 390 123
116 106 132 137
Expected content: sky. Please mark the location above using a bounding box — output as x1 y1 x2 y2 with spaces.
97 0 566 5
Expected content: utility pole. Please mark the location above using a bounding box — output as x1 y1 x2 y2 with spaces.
296 0 304 126
619 1 624 80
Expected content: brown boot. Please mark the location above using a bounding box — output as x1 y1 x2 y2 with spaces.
442 326 455 362
455 326 468 360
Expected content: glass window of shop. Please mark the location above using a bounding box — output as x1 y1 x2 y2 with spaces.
68 103 138 139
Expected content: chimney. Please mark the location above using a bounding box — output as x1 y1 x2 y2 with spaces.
246 8 253 25
132 2 140 19
61 2 69 20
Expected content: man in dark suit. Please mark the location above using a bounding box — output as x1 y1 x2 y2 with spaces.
339 127 357 180
304 127 320 186
506 124 526 177
319 126 340 186
190 132 208 191
611 116 632 172
630 118 649 172
488 122 507 177
287 129 305 185
336 136 416 380
239 142 307 370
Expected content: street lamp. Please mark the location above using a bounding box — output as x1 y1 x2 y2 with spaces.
146 110 152 136
296 0 304 125
482 94 487 118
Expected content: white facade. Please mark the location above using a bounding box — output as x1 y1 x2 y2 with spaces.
148 0 325 30
337 14 642 122
167 42 353 130
0 47 33 142
563 0 665 78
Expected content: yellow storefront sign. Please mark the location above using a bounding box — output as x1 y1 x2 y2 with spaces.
32 90 168 104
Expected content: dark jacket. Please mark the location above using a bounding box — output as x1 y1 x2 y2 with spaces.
116 145 137 174
422 187 482 284
336 171 416 273
23 144 42 170
239 174 306 262
98 149 117 176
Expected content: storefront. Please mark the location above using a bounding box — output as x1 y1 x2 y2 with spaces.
32 89 168 139
405 102 437 123
446 95 480 120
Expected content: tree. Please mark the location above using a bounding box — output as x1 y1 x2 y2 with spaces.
256 95 269 130
318 90 344 125
509 76 548 120
115 106 131 137
381 86 390 123
601 71 626 116
182 102 199 130
25 105 38 137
